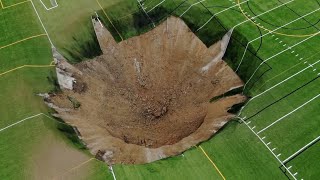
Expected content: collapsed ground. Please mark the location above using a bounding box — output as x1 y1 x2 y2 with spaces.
45 16 246 164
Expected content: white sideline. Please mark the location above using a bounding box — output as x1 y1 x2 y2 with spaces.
0 113 67 133
136 0 155 27
147 0 166 13
179 0 206 17
39 0 58 11
0 113 42 133
197 0 249 31
238 59 320 117
235 8 320 72
283 136 320 164
257 93 320 134
30 0 53 46
239 118 297 180
243 30 320 91
110 166 117 180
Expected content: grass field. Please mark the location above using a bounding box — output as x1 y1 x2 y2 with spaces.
0 1 111 179
0 0 319 179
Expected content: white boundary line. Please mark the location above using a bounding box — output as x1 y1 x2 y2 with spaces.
0 113 67 133
109 166 117 180
30 0 53 46
147 0 166 13
238 59 320 117
0 113 42 132
39 0 58 11
257 93 320 134
283 135 320 164
179 0 206 17
239 117 297 180
137 0 155 27
243 30 320 91
197 0 249 31
235 8 320 72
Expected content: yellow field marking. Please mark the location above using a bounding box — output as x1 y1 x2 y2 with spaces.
198 146 226 180
0 0 3 9
236 0 319 37
2 0 30 9
96 0 124 41
0 34 46 50
59 158 95 178
0 62 55 77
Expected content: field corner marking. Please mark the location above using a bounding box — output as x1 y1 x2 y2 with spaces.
198 145 226 180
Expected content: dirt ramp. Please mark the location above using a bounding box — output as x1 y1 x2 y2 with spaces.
47 16 246 164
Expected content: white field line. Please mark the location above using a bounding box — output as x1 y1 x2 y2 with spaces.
232 0 294 30
147 0 166 13
136 0 155 27
257 93 320 134
197 0 249 31
179 0 206 17
30 0 53 46
238 59 320 117
0 113 42 132
239 118 297 180
39 0 58 10
235 8 320 72
0 113 67 133
243 30 320 91
283 135 320 164
109 166 117 180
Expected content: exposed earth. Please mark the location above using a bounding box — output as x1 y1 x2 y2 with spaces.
45 16 246 164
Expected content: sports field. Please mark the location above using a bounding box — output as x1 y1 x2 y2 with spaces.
0 0 319 179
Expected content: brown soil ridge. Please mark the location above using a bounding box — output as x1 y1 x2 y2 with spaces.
47 16 246 164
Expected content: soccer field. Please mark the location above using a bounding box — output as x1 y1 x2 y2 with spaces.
0 0 319 179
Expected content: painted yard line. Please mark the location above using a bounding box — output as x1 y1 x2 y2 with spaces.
0 0 3 8
237 0 318 37
197 0 249 31
238 59 320 117
283 136 320 164
235 8 320 72
110 166 117 180
0 34 46 50
39 0 58 10
239 118 297 180
257 93 320 134
96 0 123 41
136 0 155 27
198 146 226 180
147 0 166 13
2 0 30 9
0 63 55 77
179 0 206 17
243 30 320 91
232 0 294 29
0 113 42 132
30 0 53 46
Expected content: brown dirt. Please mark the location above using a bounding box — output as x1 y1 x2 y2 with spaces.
47 16 246 164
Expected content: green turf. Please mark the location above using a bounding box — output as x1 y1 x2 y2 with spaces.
1 0 319 179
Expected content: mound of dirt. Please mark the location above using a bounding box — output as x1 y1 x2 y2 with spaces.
46 16 246 164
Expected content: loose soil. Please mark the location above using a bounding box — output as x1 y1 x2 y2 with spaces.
47 16 246 164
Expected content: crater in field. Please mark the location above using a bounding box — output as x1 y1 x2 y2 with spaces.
45 16 246 164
